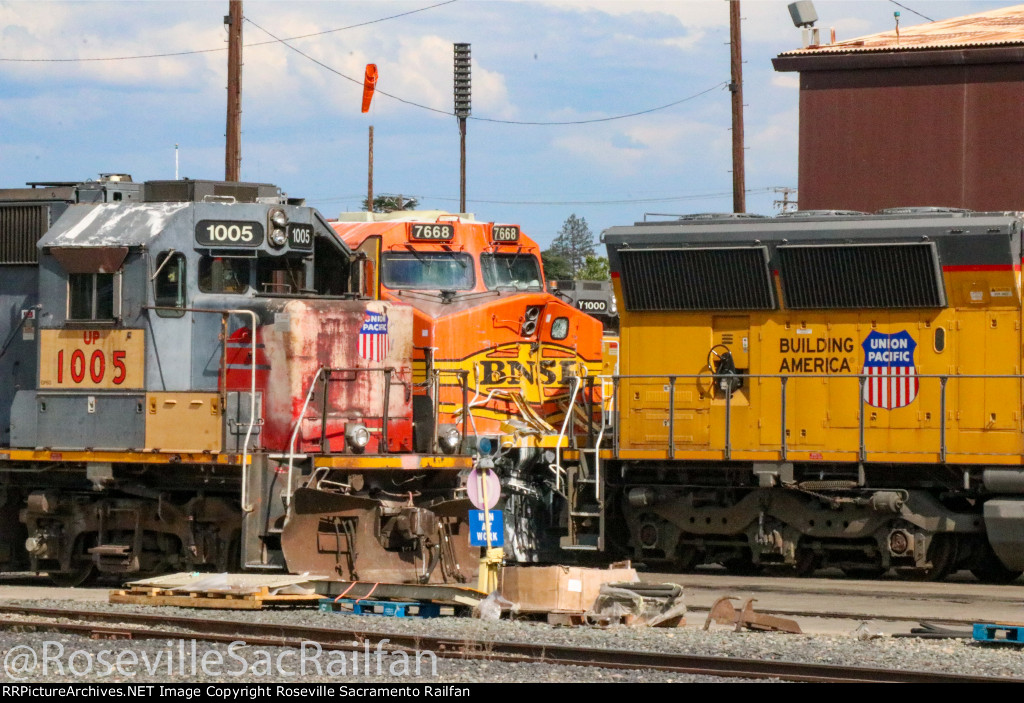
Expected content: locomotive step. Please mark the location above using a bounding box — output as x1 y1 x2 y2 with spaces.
318 598 447 618
972 623 1024 644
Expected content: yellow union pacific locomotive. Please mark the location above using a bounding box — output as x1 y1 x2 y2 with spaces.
587 209 1024 582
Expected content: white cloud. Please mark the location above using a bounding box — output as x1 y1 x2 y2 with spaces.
771 73 799 90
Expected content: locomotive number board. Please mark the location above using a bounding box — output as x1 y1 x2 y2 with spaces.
195 220 265 247
576 299 608 313
491 225 520 243
409 223 454 241
288 222 314 250
39 329 145 389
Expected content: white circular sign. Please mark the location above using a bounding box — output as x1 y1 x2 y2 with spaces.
467 468 500 510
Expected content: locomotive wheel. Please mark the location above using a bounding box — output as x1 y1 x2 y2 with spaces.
896 534 958 582
673 544 701 573
970 546 1023 584
722 551 762 575
47 565 97 588
793 548 819 577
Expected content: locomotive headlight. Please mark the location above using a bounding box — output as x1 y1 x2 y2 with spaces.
521 306 542 336
438 424 461 454
268 208 288 248
345 423 371 452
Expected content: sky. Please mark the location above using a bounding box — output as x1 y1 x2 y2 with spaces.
0 0 1016 248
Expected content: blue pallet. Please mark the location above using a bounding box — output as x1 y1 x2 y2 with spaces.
318 598 441 618
973 623 1024 644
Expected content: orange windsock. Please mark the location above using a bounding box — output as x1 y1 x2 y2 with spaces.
361 64 378 113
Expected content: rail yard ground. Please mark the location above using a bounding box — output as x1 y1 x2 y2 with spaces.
0 569 1021 684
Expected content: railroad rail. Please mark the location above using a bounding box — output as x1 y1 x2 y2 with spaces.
0 606 1016 683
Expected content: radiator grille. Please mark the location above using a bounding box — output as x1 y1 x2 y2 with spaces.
618 247 775 311
0 205 47 264
778 242 945 309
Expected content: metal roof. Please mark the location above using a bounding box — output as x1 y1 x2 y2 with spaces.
40 202 190 248
779 4 1024 56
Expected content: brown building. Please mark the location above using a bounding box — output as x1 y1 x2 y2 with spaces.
773 5 1024 213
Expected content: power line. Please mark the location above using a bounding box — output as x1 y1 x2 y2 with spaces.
888 1 934 23
309 187 776 207
245 16 728 126
0 0 459 62
470 83 729 125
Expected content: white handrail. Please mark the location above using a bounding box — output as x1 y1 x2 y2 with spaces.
550 374 583 494
229 309 259 514
284 366 326 506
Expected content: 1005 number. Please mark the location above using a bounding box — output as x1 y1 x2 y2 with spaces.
55 349 127 385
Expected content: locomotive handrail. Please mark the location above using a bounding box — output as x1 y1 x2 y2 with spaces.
147 305 258 513
551 374 584 494
284 366 326 506
599 371 1024 464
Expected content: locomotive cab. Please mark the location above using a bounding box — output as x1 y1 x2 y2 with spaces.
1 179 460 584
331 212 605 563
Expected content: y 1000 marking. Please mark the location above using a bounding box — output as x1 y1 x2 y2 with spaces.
195 220 265 247
410 224 454 241
577 299 608 313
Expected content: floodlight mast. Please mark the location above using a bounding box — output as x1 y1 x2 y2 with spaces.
454 43 472 214
788 1 820 47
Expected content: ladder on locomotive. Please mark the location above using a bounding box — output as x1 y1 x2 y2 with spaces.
559 375 611 552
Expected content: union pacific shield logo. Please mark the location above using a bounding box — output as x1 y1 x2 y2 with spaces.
358 311 390 362
861 330 919 409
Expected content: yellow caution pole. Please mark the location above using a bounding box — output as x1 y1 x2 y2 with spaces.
476 465 503 593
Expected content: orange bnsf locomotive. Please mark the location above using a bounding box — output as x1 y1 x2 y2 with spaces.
582 209 1024 582
331 212 604 561
0 176 485 585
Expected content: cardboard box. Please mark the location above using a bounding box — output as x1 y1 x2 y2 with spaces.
500 565 639 613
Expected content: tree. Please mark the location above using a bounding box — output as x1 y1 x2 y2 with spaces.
576 255 610 281
540 250 573 282
549 214 595 277
361 194 419 213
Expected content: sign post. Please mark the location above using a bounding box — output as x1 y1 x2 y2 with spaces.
469 461 502 593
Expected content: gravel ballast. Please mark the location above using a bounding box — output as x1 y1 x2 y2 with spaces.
0 599 1020 683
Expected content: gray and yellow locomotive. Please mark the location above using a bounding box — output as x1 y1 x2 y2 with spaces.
0 175 478 585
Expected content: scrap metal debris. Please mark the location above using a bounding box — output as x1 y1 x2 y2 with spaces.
585 582 687 627
702 596 802 634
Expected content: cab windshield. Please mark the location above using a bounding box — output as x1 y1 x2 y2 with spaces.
481 253 543 291
382 252 474 290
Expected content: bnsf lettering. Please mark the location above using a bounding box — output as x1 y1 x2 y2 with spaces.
480 359 576 385
411 224 454 240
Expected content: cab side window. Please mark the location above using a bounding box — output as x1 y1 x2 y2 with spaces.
154 251 187 317
68 272 118 321
199 256 250 294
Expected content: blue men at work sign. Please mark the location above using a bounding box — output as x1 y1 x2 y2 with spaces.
469 510 504 547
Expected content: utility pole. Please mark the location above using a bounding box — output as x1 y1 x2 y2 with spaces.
453 44 472 214
729 0 746 213
225 0 243 182
773 187 798 213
